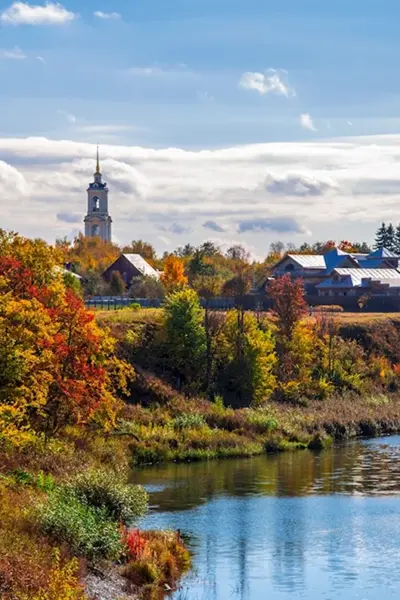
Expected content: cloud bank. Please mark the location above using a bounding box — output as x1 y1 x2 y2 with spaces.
0 134 399 253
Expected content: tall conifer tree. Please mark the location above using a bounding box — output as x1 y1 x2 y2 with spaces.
374 223 388 249
386 223 396 251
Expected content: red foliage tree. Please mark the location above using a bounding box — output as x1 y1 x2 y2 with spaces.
268 274 307 338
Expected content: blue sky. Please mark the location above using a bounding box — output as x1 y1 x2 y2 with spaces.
1 1 400 253
2 0 400 146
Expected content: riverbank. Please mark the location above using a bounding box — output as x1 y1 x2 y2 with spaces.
121 387 400 465
0 433 191 600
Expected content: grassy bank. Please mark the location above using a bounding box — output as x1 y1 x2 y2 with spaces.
0 431 191 600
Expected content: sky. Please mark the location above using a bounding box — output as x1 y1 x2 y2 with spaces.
1 1 400 257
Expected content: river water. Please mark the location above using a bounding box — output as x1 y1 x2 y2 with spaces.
132 436 400 600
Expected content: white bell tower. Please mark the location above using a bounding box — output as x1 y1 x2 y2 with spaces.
84 147 112 242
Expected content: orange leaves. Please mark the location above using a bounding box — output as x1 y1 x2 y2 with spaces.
160 255 188 291
0 232 133 441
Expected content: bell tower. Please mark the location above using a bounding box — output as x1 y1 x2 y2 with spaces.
84 147 112 242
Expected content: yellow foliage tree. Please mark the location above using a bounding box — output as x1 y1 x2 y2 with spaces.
160 256 188 291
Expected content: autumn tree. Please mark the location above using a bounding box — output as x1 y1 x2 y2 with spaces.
160 256 188 291
220 311 277 407
60 233 120 275
122 240 157 261
268 274 307 339
0 232 132 443
192 275 225 395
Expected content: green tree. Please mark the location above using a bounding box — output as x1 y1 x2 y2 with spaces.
164 289 206 389
220 311 277 407
374 222 388 249
394 224 400 255
386 223 395 251
110 271 125 296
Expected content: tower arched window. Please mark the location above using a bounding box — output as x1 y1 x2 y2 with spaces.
92 224 100 237
92 196 100 212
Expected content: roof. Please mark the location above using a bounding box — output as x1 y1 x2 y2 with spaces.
281 254 326 269
357 258 392 269
317 268 400 289
367 248 399 259
122 254 160 278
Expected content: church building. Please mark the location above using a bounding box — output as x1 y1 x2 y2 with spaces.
84 148 112 242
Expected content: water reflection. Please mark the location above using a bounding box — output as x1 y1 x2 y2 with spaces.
133 437 400 600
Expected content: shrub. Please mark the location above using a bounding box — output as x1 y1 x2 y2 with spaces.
16 551 87 600
38 489 123 561
70 469 148 524
129 303 141 311
313 305 344 313
172 413 206 430
12 469 55 493
245 410 279 433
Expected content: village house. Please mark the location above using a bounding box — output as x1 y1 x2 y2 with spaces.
102 254 160 287
270 247 400 294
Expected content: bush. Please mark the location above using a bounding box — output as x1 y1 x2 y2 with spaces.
172 413 206 430
17 551 86 600
313 305 344 313
70 469 148 524
38 488 123 561
129 303 141 311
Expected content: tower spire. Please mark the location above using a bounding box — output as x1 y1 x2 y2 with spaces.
96 145 100 174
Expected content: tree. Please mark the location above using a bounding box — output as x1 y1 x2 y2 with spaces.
199 241 221 257
62 233 120 275
164 289 206 388
0 233 133 442
395 224 400 255
160 256 188 291
220 311 277 407
122 240 157 261
375 223 388 249
188 250 216 278
110 271 125 296
268 275 307 339
129 276 165 299
226 245 250 262
175 244 195 258
386 223 395 251
192 275 225 394
269 241 286 256
63 272 83 297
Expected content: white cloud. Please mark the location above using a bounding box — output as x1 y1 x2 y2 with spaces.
239 69 295 97
300 113 317 132
0 46 27 59
36 55 45 63
2 135 400 251
1 2 76 26
94 10 120 20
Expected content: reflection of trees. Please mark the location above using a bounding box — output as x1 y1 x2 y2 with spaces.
272 500 306 592
131 439 400 513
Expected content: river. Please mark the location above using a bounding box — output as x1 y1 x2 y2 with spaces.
132 436 400 600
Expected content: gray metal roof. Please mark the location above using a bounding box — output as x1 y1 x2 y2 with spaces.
123 254 160 279
317 268 400 289
285 254 326 269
